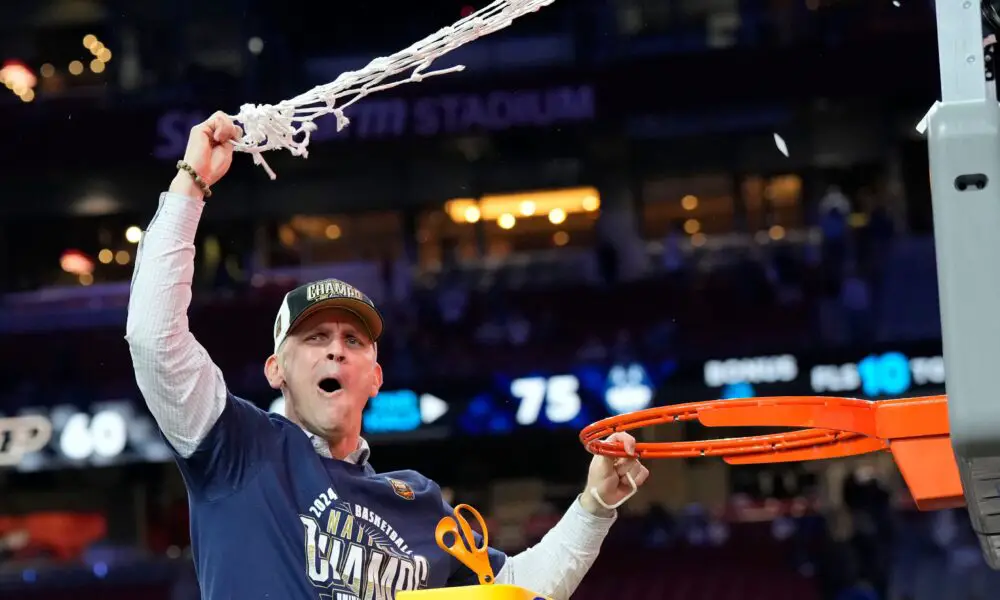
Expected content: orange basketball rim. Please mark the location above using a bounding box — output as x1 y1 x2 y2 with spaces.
580 396 963 511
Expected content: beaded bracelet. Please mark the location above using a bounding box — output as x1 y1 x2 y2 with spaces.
176 160 213 198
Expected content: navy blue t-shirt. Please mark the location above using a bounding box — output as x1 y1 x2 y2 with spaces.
169 394 507 599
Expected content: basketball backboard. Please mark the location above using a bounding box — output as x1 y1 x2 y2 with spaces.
926 0 1000 568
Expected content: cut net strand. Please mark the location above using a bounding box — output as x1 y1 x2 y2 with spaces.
229 0 556 179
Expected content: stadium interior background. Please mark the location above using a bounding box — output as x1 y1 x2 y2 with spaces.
0 0 983 599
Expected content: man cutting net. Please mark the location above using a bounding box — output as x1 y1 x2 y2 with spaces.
126 112 650 600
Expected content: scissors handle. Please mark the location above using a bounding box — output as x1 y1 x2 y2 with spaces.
435 504 495 585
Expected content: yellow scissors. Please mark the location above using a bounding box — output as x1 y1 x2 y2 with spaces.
435 504 495 585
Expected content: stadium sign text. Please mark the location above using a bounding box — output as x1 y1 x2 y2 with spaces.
153 84 595 158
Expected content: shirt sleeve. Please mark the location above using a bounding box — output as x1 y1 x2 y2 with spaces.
125 192 278 499
492 496 616 600
125 192 227 460
171 393 277 501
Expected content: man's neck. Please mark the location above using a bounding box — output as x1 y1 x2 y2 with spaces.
328 435 360 461
288 414 365 462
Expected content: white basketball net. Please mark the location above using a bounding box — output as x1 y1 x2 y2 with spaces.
230 0 556 179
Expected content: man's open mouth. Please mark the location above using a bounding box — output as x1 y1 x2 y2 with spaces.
318 378 342 394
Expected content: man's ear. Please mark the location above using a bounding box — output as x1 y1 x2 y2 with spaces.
264 354 284 390
370 362 383 397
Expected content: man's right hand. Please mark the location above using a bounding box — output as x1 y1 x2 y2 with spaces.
169 111 243 198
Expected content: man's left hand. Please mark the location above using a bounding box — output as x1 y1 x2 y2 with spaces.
579 432 649 517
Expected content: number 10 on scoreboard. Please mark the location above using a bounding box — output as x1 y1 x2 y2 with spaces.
510 375 582 426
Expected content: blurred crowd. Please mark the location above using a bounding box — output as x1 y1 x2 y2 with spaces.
0 174 904 407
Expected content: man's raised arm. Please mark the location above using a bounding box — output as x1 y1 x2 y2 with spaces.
492 432 649 600
125 112 242 459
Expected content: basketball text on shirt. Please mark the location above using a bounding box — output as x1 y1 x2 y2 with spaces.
301 487 430 599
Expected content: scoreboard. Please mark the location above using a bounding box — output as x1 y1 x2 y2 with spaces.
2 341 947 471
